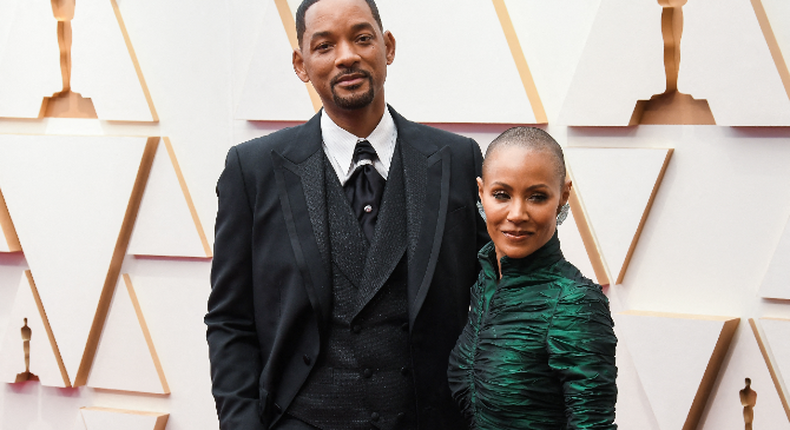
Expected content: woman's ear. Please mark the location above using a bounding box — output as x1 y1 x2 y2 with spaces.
477 177 484 201
559 179 572 209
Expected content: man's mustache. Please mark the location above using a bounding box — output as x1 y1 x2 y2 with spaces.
330 69 372 87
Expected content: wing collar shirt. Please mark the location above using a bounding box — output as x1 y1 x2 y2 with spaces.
321 107 397 185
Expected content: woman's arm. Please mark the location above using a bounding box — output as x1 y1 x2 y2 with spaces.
547 283 618 429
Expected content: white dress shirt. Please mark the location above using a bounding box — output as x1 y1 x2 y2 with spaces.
320 107 397 185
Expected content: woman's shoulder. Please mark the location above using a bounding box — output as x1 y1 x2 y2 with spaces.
551 259 609 305
548 260 617 342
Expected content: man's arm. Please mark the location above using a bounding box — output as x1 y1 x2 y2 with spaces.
470 138 489 251
205 146 265 430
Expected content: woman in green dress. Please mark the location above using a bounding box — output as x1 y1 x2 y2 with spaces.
448 127 617 429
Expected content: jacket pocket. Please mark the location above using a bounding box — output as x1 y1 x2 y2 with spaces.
444 205 470 232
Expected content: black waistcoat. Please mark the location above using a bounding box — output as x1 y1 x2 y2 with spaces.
286 148 418 430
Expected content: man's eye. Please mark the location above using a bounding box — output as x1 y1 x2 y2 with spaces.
357 35 373 43
315 43 331 51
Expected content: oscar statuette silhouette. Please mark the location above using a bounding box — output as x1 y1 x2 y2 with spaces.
739 378 757 430
38 0 98 118
630 0 715 125
14 318 39 383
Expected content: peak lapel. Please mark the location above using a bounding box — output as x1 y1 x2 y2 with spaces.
402 140 450 328
270 115 332 332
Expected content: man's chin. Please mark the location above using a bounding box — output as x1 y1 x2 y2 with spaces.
332 92 375 110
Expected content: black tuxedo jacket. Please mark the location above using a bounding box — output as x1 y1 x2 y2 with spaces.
206 107 487 429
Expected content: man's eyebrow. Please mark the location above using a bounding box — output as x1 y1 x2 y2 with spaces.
350 22 376 33
310 30 332 43
310 22 376 43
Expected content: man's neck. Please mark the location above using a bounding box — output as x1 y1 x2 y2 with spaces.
323 101 387 138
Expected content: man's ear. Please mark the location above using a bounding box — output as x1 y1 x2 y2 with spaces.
384 30 396 65
293 48 310 83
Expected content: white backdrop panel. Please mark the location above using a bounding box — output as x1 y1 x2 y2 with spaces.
681 0 790 126
504 0 601 123
0 135 149 381
615 312 736 430
0 0 62 118
611 321 661 430
760 318 790 408
88 276 167 394
557 206 599 285
0 256 26 355
760 214 790 300
71 0 156 121
381 0 536 123
128 139 209 258
235 0 315 121
0 274 68 387
762 0 790 68
81 407 168 430
700 322 790 430
558 0 664 125
565 147 670 284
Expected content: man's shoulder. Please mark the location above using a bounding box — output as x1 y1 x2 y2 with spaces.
391 109 476 156
405 121 471 143
231 110 322 159
234 122 312 156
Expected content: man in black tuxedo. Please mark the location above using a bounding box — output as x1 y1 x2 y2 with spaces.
205 0 487 429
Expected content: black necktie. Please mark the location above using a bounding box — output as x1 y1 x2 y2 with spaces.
344 140 385 241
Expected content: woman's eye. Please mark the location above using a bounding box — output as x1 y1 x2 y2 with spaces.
493 191 509 200
530 193 548 202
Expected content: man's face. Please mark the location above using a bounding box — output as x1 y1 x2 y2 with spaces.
293 0 395 114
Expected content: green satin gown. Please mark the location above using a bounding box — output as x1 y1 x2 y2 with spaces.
448 234 617 429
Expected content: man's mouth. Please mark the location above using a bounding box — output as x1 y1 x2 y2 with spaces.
331 70 370 89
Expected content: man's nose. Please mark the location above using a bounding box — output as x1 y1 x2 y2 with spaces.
335 40 361 68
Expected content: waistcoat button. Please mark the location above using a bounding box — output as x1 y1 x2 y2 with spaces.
363 368 373 378
303 354 311 365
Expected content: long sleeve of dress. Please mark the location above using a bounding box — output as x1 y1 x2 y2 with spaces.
547 283 618 429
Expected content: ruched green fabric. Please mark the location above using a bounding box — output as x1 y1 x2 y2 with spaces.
448 234 617 429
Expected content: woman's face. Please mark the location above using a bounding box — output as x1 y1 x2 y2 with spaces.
478 145 571 266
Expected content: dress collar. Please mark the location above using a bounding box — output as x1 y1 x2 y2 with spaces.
479 232 564 279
